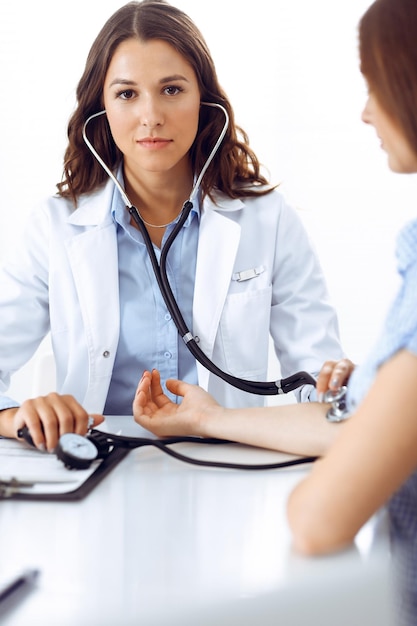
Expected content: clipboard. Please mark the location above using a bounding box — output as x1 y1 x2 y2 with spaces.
0 437 130 501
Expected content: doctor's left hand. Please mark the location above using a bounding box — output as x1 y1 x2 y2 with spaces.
12 394 104 452
316 358 356 397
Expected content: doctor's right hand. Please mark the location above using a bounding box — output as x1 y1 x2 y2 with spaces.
1 395 104 452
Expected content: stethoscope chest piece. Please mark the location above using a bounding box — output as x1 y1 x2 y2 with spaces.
323 386 350 423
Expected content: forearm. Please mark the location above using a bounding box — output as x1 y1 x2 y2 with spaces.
287 417 384 556
0 407 19 438
200 401 340 457
134 373 341 457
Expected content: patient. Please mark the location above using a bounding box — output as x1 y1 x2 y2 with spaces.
133 1 417 624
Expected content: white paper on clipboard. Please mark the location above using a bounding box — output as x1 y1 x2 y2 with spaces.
0 437 100 496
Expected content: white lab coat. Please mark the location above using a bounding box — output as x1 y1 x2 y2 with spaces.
0 178 344 412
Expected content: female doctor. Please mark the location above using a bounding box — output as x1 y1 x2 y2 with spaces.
0 0 345 451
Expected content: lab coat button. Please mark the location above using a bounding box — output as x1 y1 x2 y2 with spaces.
103 350 110 358
164 351 172 359
165 313 171 321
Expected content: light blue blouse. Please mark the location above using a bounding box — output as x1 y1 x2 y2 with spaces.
346 217 417 626
347 218 417 410
103 177 199 415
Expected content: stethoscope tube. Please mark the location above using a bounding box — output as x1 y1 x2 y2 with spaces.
129 201 316 395
82 104 318 396
88 429 318 471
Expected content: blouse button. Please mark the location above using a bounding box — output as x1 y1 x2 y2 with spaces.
103 350 110 358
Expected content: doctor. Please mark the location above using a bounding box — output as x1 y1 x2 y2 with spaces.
0 0 345 451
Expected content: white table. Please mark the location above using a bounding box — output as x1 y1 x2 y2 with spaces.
0 416 394 625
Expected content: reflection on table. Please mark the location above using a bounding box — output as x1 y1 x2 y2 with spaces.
0 416 394 626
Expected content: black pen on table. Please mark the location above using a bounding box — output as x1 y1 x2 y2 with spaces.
0 568 40 603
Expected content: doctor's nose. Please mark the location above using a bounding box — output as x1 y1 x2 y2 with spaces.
138 97 164 128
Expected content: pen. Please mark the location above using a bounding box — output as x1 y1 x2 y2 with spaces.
0 568 40 603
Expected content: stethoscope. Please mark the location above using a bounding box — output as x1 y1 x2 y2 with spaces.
14 104 350 472
82 102 351 420
17 424 318 471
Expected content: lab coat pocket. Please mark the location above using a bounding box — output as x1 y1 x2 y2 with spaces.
219 286 272 377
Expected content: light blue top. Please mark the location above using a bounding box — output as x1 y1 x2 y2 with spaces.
346 217 417 626
346 218 417 410
103 178 199 415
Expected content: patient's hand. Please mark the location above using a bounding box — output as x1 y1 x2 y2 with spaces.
133 370 222 438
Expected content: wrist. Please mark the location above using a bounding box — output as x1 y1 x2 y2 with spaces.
0 407 19 438
198 405 228 439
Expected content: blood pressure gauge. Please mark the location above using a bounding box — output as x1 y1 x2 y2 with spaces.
18 425 111 470
55 433 99 470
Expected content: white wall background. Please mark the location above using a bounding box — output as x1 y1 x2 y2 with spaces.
1 0 416 401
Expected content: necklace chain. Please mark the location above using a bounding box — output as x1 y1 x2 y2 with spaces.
134 206 183 229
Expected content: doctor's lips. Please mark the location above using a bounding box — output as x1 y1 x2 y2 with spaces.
137 137 173 149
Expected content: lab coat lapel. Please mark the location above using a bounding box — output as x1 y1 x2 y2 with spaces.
193 198 241 388
65 182 120 408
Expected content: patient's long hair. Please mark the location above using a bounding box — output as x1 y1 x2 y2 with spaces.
359 0 417 156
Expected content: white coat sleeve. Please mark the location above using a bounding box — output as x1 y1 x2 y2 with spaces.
270 200 345 401
0 205 51 405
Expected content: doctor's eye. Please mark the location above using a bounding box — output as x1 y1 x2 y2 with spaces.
163 85 184 97
116 89 136 100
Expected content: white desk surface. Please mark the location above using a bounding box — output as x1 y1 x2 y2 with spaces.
0 416 394 626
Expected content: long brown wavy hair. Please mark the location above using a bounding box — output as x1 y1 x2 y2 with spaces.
57 0 275 205
359 0 417 157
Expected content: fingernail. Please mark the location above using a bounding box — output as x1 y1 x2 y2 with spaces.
87 416 94 429
37 443 46 452
331 378 339 387
317 392 324 403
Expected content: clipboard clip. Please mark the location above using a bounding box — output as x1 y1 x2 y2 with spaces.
0 477 77 498
0 478 36 498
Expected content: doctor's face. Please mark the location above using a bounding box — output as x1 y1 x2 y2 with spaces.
362 89 417 174
103 37 201 179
